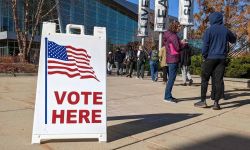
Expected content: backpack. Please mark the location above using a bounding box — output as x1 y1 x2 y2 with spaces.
151 50 159 61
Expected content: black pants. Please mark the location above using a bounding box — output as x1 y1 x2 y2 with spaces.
126 61 135 76
137 61 145 78
201 59 226 102
162 66 169 82
211 76 225 100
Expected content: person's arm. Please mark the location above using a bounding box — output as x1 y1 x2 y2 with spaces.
149 51 152 59
144 51 148 61
179 38 187 49
163 32 167 47
227 30 237 44
202 29 210 59
159 48 162 57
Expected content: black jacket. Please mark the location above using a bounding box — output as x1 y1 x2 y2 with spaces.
114 51 124 63
180 44 192 67
137 50 147 63
126 49 137 62
107 53 114 64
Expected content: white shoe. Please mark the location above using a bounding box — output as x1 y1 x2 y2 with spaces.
163 99 177 103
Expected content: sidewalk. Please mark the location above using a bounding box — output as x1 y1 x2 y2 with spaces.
0 76 249 150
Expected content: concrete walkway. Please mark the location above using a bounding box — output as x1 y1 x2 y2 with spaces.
0 76 249 150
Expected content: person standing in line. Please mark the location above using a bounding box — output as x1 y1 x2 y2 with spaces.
163 21 186 103
210 44 230 100
180 39 193 86
159 46 168 83
107 51 114 75
121 48 127 75
136 45 147 79
194 12 236 110
149 45 159 82
114 48 124 76
126 44 137 78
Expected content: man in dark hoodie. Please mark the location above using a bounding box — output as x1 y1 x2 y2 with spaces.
194 12 236 110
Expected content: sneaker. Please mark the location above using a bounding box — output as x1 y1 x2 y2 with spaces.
183 83 187 86
189 79 193 86
163 97 178 103
126 74 132 78
194 101 207 108
163 100 177 103
213 101 221 110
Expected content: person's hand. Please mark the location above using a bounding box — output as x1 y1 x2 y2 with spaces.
181 39 188 44
202 56 207 62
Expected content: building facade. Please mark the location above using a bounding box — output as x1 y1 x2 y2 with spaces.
0 0 177 57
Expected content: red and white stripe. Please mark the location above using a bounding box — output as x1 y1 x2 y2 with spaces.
48 46 99 81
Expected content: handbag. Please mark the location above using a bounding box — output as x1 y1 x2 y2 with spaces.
169 43 179 55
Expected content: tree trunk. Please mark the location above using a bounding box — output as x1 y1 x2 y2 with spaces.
27 0 44 62
11 0 24 61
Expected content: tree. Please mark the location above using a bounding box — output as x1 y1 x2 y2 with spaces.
194 0 249 44
11 0 57 62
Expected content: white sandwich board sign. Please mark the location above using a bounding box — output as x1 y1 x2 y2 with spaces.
32 22 107 143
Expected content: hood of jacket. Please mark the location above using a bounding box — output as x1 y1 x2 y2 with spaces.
209 12 223 25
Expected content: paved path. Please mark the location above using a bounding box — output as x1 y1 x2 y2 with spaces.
0 76 249 150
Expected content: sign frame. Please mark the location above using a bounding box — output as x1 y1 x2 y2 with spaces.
32 22 107 144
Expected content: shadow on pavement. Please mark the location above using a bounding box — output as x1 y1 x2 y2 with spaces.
41 138 97 144
175 83 201 87
107 113 201 142
179 95 250 109
225 88 250 93
178 87 249 102
177 134 250 150
219 98 250 109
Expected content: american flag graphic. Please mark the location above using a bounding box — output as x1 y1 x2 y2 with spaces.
47 40 99 81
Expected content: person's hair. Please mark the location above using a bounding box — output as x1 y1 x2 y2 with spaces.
168 21 181 33
152 45 158 50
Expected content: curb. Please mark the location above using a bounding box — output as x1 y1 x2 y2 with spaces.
0 73 37 77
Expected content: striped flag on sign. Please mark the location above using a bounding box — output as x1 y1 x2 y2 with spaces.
47 40 99 81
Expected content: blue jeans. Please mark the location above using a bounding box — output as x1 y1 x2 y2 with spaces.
150 60 158 81
164 63 178 100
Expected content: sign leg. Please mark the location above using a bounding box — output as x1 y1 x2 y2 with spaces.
32 135 41 144
98 134 107 142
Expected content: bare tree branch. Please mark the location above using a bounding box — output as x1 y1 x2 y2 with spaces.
27 0 44 58
41 1 58 19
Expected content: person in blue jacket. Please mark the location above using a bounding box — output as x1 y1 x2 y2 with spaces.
194 12 236 110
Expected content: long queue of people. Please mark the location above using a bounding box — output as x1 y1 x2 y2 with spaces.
107 44 148 79
107 12 237 110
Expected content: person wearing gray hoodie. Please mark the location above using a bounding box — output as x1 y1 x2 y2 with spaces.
194 12 236 110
